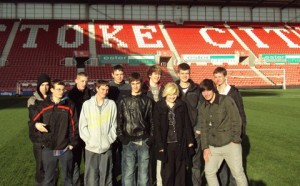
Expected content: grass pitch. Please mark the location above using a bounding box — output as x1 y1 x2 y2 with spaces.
0 89 299 186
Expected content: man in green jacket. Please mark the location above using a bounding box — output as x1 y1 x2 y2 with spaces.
196 79 248 186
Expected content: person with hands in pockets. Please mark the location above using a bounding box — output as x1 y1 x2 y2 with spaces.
79 80 117 186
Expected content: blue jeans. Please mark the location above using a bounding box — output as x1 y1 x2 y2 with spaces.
122 140 150 186
42 148 73 186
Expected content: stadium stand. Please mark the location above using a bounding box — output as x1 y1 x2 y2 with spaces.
0 19 300 94
164 21 245 55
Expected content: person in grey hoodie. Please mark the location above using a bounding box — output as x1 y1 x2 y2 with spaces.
79 80 117 186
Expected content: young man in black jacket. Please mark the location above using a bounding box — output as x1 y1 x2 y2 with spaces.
117 72 154 186
28 73 51 186
68 72 94 186
31 80 79 186
175 62 203 186
213 67 248 186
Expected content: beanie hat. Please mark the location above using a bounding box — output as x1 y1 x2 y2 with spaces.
37 73 51 88
36 73 51 98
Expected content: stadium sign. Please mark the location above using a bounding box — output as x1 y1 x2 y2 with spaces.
98 55 155 65
182 54 238 65
261 54 300 63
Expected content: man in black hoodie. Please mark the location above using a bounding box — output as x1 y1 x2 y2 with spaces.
175 63 203 186
68 72 94 186
28 73 51 186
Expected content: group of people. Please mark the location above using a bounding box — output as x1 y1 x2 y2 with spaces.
27 63 248 186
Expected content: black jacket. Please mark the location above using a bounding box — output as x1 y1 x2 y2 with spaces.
117 94 154 145
107 80 131 103
228 86 247 137
68 85 94 118
153 99 194 162
142 80 164 102
175 79 203 128
31 97 79 150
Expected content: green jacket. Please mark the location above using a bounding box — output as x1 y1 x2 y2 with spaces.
196 94 242 150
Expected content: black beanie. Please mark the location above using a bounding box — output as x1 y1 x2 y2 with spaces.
36 73 51 98
37 73 51 88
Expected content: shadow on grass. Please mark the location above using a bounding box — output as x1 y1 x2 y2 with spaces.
249 179 267 186
241 91 280 97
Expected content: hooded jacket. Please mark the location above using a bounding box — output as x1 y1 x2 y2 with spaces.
31 96 79 150
27 73 51 143
79 96 117 154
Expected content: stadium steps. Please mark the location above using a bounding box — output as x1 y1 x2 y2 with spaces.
158 23 180 62
1 21 20 64
250 66 274 85
224 23 257 65
88 22 97 58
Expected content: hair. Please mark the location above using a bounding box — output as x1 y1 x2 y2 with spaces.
112 64 124 73
213 67 227 76
95 80 109 88
51 79 65 88
77 71 88 77
147 64 162 77
128 72 142 83
177 62 190 72
199 79 218 93
162 82 179 97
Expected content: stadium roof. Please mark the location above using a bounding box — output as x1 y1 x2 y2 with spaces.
4 0 300 9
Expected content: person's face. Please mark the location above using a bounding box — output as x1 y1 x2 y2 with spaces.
51 84 65 100
96 85 109 99
39 82 50 96
214 72 226 86
130 80 141 94
166 94 177 104
149 72 161 84
112 70 124 84
178 69 190 83
75 75 88 91
202 90 215 102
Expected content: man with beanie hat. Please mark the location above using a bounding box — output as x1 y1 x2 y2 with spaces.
27 73 51 186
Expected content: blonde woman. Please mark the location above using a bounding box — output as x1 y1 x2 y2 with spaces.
153 82 194 186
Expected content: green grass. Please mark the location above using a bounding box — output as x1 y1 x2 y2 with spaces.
0 89 300 186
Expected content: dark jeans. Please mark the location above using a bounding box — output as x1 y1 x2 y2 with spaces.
191 136 203 186
122 140 150 186
42 148 73 186
72 139 85 186
33 143 44 186
161 143 185 186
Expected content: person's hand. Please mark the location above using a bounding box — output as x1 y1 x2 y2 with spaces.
35 123 48 132
195 130 201 135
159 149 164 152
188 143 193 147
68 145 74 150
203 148 211 162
